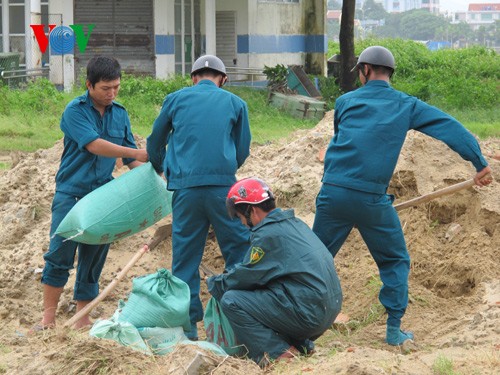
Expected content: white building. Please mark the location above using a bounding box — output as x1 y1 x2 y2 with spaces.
381 0 439 14
0 0 326 90
466 3 500 30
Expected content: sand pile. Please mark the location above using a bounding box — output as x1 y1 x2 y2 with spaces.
0 111 499 374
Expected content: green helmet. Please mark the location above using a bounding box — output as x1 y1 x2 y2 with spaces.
191 55 226 76
351 46 395 72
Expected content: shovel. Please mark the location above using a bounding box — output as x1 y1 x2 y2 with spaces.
394 174 492 212
64 223 172 328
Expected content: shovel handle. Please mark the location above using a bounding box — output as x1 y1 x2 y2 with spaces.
394 179 475 212
63 244 149 328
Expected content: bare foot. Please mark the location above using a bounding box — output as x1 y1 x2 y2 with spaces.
73 317 93 331
334 312 350 324
28 321 55 335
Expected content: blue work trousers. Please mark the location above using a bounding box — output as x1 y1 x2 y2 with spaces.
42 191 110 301
171 186 250 328
313 183 409 327
220 289 340 363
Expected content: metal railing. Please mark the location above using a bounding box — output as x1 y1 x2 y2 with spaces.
1 67 50 87
226 66 267 87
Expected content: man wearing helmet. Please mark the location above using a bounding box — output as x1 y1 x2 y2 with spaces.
313 46 492 346
146 55 251 340
207 177 342 366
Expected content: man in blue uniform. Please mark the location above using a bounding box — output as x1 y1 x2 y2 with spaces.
313 46 492 346
208 178 342 366
36 56 148 331
146 55 251 340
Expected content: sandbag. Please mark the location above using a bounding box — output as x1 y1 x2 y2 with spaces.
90 304 152 355
54 162 172 245
118 268 191 331
204 297 244 356
138 326 228 356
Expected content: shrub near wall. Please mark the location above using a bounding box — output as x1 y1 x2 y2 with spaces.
327 39 500 111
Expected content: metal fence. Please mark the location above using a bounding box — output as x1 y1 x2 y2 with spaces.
225 66 267 88
0 13 63 89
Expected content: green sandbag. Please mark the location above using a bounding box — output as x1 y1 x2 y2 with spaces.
204 297 244 356
118 268 191 331
90 308 152 355
55 162 172 245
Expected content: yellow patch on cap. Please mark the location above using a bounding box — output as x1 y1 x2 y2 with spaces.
249 247 265 264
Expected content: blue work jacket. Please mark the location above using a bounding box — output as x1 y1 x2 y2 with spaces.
146 80 251 189
323 80 489 194
208 208 341 325
55 91 138 197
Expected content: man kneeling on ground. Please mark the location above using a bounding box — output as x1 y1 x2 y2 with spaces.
206 177 343 366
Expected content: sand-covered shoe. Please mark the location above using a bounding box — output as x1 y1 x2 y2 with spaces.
386 326 414 345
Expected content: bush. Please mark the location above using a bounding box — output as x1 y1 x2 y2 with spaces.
326 39 499 111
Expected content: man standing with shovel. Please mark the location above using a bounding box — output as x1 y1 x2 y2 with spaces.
313 46 492 346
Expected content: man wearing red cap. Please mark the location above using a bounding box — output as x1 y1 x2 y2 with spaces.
207 177 342 367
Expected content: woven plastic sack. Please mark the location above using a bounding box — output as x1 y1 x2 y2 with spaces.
90 304 152 355
137 326 228 356
138 326 186 349
118 269 191 331
54 162 172 244
204 297 243 356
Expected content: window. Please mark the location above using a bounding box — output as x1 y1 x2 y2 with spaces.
481 13 493 21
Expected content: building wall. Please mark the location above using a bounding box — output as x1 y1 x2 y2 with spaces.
49 0 74 91
466 7 500 30
154 0 175 79
245 0 326 74
46 0 327 87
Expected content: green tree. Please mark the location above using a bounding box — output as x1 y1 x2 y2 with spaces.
327 20 341 41
400 9 448 40
328 0 341 10
374 12 402 38
448 22 474 46
361 0 388 21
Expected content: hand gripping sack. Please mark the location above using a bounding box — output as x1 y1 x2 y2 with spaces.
55 162 172 244
204 297 243 356
118 268 191 331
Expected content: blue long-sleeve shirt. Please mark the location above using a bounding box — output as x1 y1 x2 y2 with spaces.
56 91 138 197
147 80 251 189
323 80 489 194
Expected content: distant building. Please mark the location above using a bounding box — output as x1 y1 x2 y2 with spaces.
380 0 439 14
327 9 342 23
466 3 500 30
0 0 327 90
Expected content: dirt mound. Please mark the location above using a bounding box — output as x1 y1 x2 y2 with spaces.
1 111 499 374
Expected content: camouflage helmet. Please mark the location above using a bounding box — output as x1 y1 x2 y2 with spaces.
191 55 226 76
351 46 395 72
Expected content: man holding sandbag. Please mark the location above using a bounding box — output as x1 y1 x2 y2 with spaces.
147 55 251 340
33 56 148 332
207 178 342 366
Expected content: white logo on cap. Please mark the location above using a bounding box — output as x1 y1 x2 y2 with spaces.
205 61 209 67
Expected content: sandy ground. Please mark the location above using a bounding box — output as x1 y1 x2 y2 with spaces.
0 111 499 374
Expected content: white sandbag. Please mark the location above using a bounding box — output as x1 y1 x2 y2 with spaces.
55 162 172 244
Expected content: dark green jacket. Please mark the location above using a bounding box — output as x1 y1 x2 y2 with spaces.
208 208 342 326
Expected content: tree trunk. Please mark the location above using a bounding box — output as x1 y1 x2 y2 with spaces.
339 0 357 93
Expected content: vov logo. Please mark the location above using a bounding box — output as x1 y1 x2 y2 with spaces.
30 24 95 54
